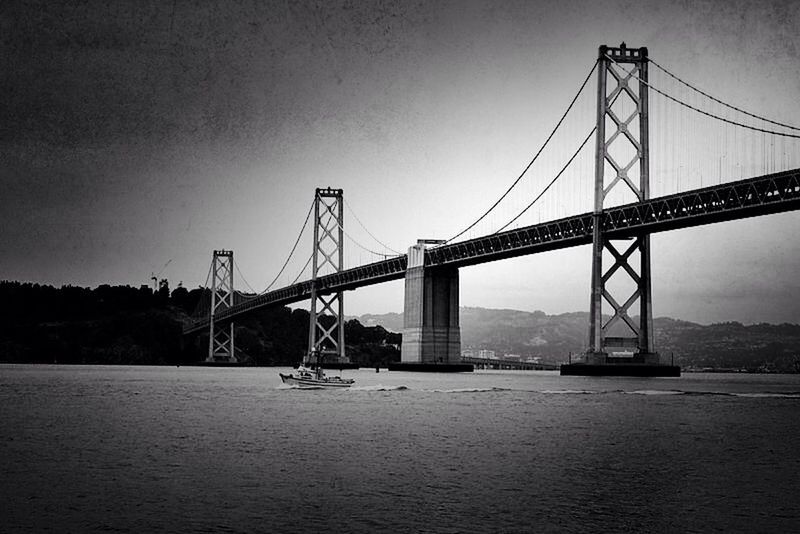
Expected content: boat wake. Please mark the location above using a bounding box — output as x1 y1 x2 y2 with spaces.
729 392 800 398
277 382 800 398
540 389 602 395
424 387 511 393
347 385 409 391
625 389 685 396
627 389 800 398
539 389 800 398
277 384 326 390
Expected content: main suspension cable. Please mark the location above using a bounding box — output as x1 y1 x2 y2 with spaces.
319 205 400 259
291 253 313 285
201 259 213 290
605 54 800 139
190 260 215 318
444 59 599 244
343 197 402 255
233 260 258 295
262 199 315 293
494 126 596 233
344 232 392 258
649 57 800 132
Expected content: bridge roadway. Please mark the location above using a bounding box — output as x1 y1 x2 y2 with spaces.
184 168 800 334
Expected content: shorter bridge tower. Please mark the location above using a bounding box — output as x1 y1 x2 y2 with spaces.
207 249 236 363
306 188 348 365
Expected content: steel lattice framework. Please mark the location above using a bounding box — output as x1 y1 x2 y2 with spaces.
589 43 654 358
207 249 236 362
307 188 347 364
184 169 800 335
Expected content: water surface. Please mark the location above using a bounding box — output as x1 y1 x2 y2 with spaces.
2 365 799 532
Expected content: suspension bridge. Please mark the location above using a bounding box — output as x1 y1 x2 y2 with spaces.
184 44 800 376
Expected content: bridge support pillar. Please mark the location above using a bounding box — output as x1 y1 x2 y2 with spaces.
399 243 462 367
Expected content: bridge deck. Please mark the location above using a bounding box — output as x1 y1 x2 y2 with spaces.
184 168 800 334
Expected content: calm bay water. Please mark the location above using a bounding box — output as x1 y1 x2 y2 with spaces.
2 364 800 533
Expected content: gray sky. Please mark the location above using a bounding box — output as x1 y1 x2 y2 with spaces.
2 0 799 324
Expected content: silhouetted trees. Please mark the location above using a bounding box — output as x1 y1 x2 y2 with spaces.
0 280 401 367
345 320 402 367
0 281 200 364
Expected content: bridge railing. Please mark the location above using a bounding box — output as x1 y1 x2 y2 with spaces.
601 168 800 237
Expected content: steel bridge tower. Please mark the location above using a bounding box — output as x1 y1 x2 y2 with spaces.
306 188 348 365
587 43 658 364
206 249 236 363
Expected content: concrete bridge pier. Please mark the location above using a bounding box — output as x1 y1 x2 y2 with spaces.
392 242 472 372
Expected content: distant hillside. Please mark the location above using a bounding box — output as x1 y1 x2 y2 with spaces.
357 307 800 372
8 277 796 372
358 312 403 332
358 308 586 363
653 318 800 372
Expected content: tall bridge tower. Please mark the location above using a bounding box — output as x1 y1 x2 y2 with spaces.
306 188 348 365
587 43 657 364
207 249 236 363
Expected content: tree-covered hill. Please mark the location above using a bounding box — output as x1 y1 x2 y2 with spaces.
0 281 399 367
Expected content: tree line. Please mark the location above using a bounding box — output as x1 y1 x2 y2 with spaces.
0 281 400 367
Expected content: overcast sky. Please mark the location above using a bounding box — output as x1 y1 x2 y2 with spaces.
2 0 799 324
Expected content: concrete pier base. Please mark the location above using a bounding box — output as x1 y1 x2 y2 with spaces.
388 362 473 372
561 352 680 377
400 244 461 368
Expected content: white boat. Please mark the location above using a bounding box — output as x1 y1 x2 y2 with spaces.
279 364 355 389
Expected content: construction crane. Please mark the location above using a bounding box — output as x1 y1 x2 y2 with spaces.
150 259 172 291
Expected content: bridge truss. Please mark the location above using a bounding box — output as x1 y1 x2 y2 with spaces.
184 168 800 335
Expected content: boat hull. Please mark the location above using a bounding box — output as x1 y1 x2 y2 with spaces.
279 373 354 388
